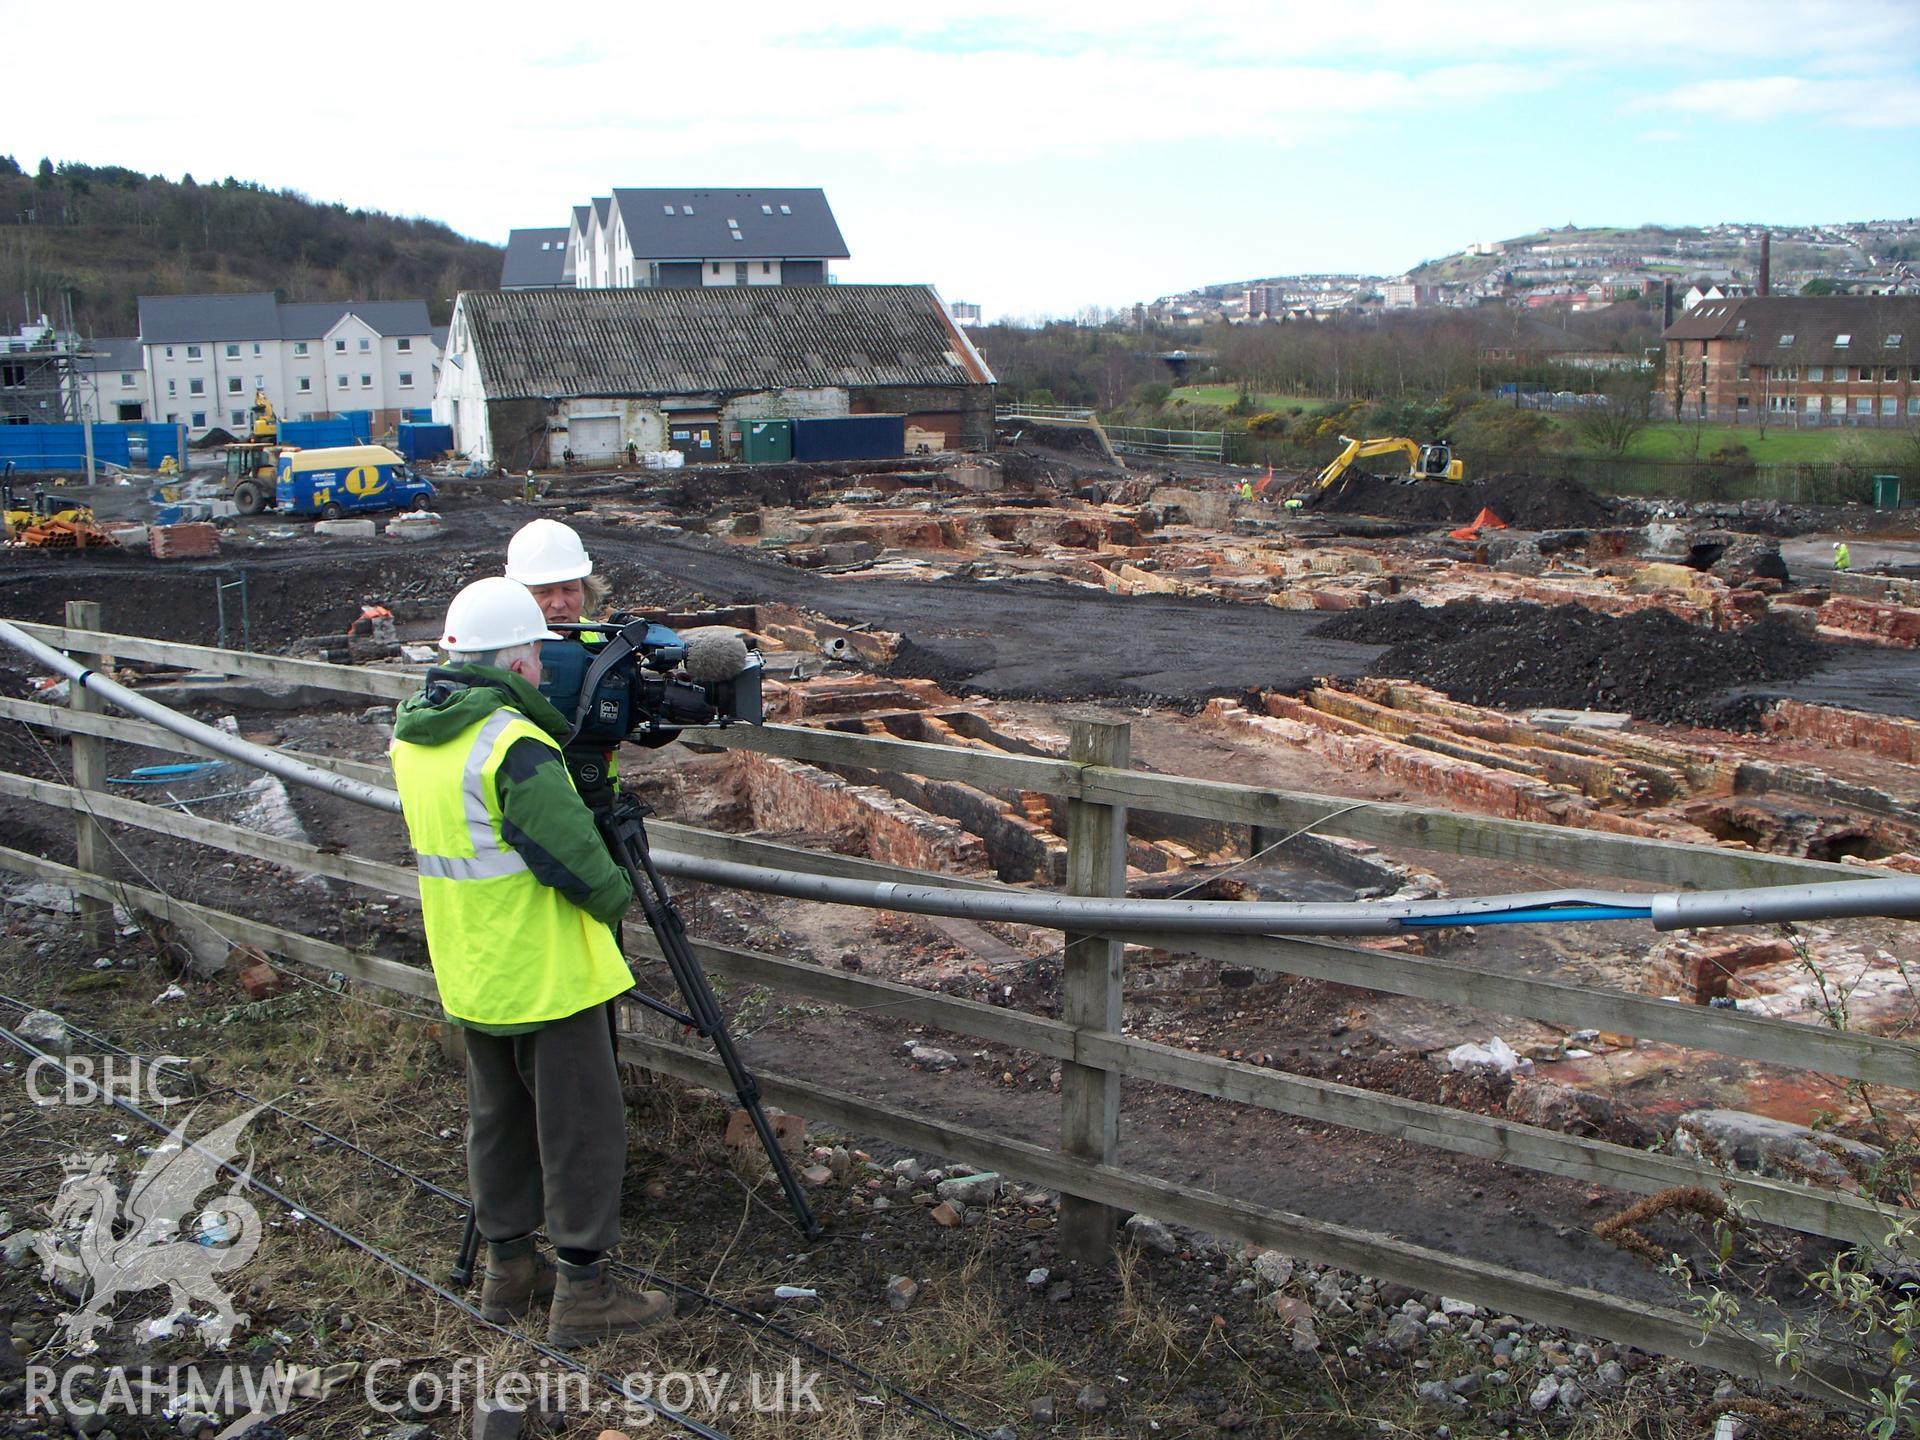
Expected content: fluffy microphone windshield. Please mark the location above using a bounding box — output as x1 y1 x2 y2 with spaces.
682 627 751 683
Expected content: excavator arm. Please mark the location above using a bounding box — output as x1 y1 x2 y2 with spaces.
1311 435 1462 494
249 390 279 443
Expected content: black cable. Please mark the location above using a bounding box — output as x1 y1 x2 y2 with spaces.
0 1025 732 1440
0 992 991 1440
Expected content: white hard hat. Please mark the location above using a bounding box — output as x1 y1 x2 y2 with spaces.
504 518 592 585
441 577 561 654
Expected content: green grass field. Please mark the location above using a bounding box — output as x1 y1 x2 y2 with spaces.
1170 385 1329 411
1548 417 1912 465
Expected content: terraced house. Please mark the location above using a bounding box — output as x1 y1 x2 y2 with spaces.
500 188 849 290
1662 295 1920 426
137 293 441 437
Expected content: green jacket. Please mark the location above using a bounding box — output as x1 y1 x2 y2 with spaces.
392 664 633 1031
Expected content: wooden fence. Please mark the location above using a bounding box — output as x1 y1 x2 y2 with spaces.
3 604 1915 1393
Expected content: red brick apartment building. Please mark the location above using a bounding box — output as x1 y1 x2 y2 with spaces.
1661 296 1920 426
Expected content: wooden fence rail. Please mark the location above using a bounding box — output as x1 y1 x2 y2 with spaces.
3 616 1917 1390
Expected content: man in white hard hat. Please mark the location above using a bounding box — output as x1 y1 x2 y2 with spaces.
505 517 600 629
389 576 672 1346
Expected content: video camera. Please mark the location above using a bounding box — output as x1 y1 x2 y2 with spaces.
539 615 764 749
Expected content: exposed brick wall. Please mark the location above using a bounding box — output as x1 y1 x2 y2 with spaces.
1765 699 1920 763
1815 595 1920 647
853 384 995 451
726 752 991 876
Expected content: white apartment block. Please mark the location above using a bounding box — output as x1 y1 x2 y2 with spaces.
501 188 849 291
71 337 149 421
136 294 441 437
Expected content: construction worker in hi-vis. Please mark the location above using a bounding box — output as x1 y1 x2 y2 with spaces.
389 576 671 1347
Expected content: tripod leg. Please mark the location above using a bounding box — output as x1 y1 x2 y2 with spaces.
604 808 821 1238
451 1205 481 1286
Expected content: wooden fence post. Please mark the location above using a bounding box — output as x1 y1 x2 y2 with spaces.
66 600 114 949
1059 715 1129 1265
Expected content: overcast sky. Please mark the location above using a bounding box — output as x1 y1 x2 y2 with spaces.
7 0 1918 319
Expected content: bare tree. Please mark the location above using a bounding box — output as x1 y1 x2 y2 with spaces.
1575 378 1654 457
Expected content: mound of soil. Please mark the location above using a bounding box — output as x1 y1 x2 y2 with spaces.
999 420 1110 458
1315 470 1616 530
1316 600 1825 727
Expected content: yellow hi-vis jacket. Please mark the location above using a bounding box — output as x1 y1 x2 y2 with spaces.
391 678 632 1028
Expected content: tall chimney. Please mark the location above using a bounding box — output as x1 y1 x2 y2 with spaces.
1758 232 1771 297
1662 279 1674 329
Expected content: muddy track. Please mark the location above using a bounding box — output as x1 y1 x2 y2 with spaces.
575 523 1394 703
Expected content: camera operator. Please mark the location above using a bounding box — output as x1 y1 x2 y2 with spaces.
389 576 672 1347
504 518 605 634
503 519 676 812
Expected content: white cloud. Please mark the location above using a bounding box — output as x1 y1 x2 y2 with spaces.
1656 73 1920 126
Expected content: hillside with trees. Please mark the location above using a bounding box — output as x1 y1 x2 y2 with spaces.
0 157 502 336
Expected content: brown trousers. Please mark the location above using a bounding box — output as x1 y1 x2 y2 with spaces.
463 1002 625 1254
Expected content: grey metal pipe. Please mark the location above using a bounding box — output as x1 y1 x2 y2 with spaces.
651 854 1642 935
0 619 403 814
1652 878 1920 931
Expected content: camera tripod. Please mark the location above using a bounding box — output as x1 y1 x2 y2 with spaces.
451 794 820 1286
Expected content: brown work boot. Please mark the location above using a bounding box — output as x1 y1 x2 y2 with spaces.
480 1236 557 1323
547 1259 673 1348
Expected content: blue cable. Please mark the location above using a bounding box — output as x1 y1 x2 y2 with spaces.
1401 904 1653 929
109 761 225 785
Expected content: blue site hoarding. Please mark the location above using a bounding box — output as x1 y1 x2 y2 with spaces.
395 423 454 462
279 418 359 449
0 422 186 473
790 414 906 462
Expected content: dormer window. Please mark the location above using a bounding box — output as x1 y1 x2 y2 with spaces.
1836 334 1852 348
1776 333 1793 346
682 205 693 215
1888 334 1904 348
761 205 772 214
663 204 675 215
779 205 791 215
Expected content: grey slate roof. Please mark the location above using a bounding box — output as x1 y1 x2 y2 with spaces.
609 189 849 262
278 300 433 339
78 337 144 373
138 294 432 344
502 228 571 288
459 284 992 399
139 293 280 343
1664 295 1920 363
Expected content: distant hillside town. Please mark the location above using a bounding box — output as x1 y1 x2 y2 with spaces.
1144 219 1920 327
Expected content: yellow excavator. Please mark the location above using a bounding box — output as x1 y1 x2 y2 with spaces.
222 390 283 505
249 389 279 443
1309 435 1463 497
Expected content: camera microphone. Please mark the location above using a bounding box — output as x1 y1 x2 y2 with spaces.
682 628 752 683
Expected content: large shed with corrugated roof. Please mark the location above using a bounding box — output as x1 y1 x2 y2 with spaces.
433 283 994 469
